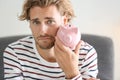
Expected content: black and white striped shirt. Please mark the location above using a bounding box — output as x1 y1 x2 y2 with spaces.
4 36 98 80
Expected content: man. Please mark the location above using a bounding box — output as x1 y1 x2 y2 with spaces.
4 0 99 80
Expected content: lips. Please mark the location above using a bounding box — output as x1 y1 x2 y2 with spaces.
37 36 50 40
37 35 55 41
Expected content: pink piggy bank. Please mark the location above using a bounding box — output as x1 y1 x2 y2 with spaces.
57 25 81 50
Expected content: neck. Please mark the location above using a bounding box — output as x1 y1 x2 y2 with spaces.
36 45 56 62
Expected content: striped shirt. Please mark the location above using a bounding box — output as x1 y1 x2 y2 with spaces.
4 36 98 80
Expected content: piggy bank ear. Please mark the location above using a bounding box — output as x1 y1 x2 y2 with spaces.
62 16 68 25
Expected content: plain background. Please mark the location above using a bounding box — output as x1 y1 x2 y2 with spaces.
0 0 120 80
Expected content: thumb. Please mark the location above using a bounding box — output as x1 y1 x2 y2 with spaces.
74 40 82 55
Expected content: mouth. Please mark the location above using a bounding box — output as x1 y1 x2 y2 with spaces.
38 37 51 40
37 35 54 41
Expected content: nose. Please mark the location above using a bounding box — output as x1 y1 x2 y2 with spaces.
40 23 48 33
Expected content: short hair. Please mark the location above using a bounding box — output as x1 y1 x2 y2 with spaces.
19 0 75 22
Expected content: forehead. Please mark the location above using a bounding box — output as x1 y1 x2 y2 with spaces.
29 5 62 20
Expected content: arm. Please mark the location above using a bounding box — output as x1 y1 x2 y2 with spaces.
54 37 82 79
54 37 98 80
4 46 24 80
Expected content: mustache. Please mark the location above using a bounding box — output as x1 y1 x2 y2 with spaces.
36 34 55 39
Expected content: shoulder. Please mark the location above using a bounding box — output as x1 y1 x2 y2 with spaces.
79 40 97 56
4 36 34 52
4 35 35 56
8 36 34 47
80 40 94 52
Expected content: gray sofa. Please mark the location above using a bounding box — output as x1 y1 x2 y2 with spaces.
0 34 114 80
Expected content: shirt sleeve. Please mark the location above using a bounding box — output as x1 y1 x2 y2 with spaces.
80 47 98 79
65 74 82 80
4 46 24 80
70 74 82 80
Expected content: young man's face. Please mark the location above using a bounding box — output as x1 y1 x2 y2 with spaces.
29 5 67 49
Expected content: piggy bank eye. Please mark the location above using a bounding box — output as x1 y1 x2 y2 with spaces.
69 24 71 27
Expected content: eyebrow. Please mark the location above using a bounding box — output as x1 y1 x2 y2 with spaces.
30 18 39 22
30 17 55 21
45 17 54 20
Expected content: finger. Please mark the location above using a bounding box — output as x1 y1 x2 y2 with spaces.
55 37 69 51
54 40 63 54
74 40 82 55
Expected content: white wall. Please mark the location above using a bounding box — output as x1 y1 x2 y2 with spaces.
71 1 120 80
0 0 31 37
0 0 120 80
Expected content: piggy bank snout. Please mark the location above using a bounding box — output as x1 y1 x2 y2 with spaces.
63 35 72 44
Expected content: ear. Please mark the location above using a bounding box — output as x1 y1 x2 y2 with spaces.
62 16 68 25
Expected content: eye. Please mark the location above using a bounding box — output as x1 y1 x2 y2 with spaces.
32 20 40 25
46 20 55 25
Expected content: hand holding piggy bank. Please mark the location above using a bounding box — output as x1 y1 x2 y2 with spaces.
56 25 81 50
